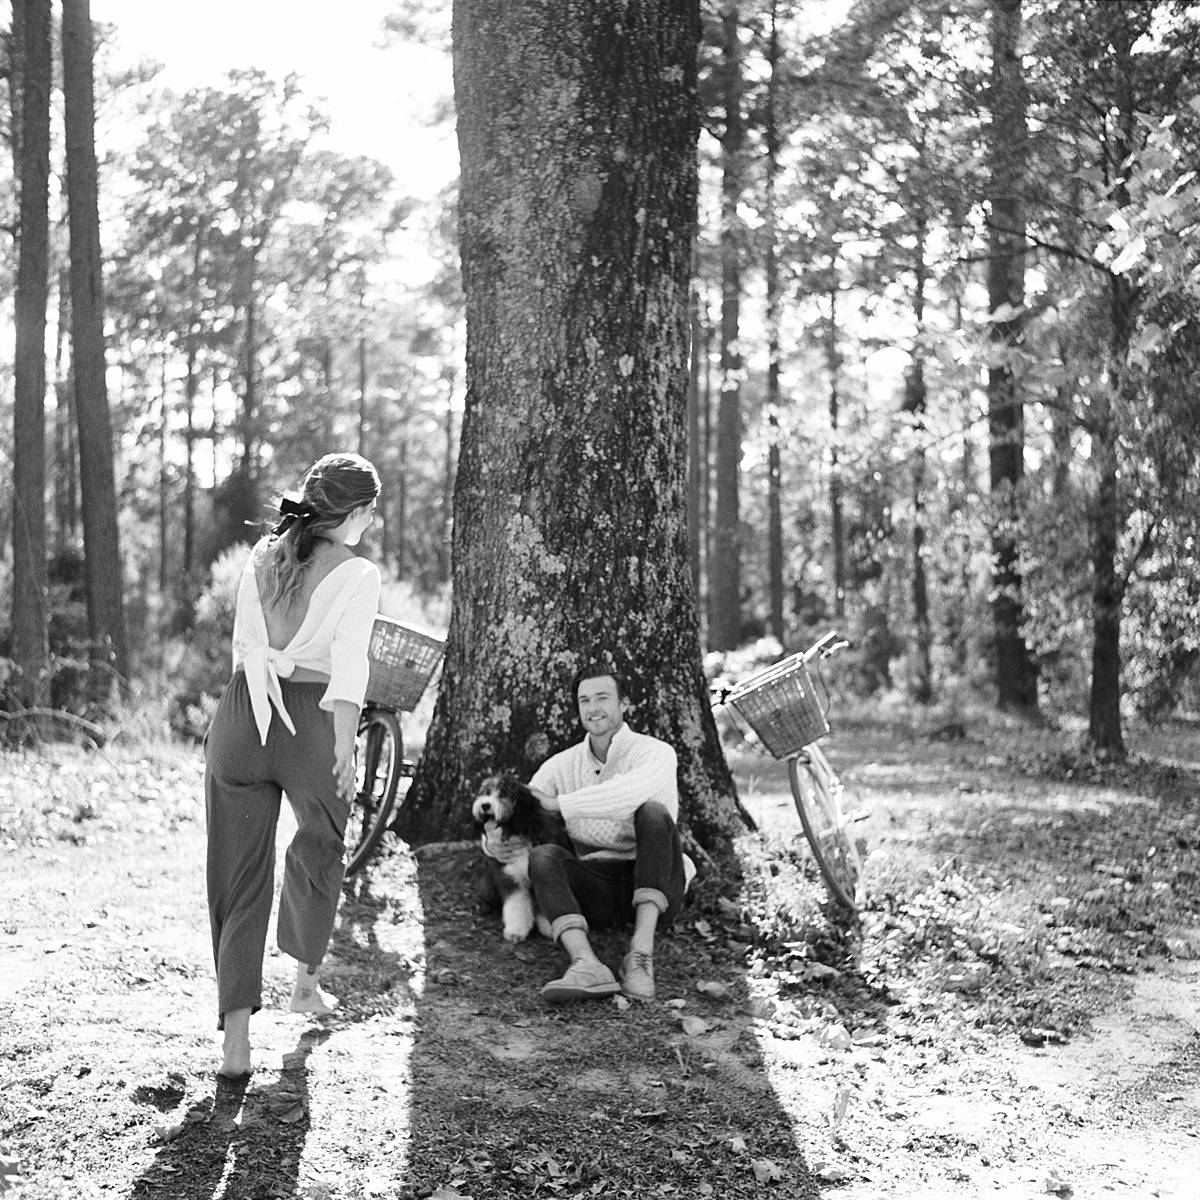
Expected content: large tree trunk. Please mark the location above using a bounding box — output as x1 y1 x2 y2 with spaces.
62 0 129 694
709 1 744 651
987 0 1039 714
402 0 742 856
687 284 703 600
11 0 53 711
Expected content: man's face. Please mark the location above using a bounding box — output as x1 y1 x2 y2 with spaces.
576 675 626 739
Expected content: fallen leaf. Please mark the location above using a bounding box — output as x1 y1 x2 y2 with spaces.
696 980 730 1000
851 1029 886 1047
680 1015 709 1036
728 1135 747 1154
1165 936 1200 960
813 1160 852 1183
751 1158 783 1184
829 1085 853 1128
1044 1169 1073 1195
819 1023 852 1051
150 1121 184 1144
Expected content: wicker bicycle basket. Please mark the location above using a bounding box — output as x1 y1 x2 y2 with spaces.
366 617 444 712
726 655 830 759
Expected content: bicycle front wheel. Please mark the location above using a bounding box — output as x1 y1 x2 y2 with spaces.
345 706 403 876
788 744 862 911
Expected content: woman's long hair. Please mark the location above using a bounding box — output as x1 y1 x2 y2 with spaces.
256 453 380 609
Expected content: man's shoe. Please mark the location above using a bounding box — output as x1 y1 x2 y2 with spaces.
540 959 619 1003
620 950 655 1001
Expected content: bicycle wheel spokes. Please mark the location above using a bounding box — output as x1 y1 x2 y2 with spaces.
788 750 862 911
346 708 403 876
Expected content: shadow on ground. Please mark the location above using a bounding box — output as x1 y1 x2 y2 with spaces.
358 838 824 1198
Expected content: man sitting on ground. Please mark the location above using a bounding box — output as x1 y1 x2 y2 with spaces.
528 662 692 1003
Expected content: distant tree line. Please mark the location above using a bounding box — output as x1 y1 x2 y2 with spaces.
2 0 1199 764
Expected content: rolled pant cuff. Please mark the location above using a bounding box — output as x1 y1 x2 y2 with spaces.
632 887 668 914
551 913 589 942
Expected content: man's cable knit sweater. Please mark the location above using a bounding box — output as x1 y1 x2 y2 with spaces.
528 723 678 860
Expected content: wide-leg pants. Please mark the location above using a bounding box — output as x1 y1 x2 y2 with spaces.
204 672 349 1028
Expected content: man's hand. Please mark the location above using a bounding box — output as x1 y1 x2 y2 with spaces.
531 785 560 813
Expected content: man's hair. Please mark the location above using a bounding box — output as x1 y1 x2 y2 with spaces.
570 661 629 703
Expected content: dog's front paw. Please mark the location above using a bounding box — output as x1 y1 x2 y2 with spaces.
502 927 529 944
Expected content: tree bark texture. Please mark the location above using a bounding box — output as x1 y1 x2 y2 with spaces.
687 285 703 600
402 0 742 854
987 0 1039 714
63 0 130 690
11 0 53 707
709 2 744 651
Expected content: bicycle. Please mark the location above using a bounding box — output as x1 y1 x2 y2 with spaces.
344 616 444 876
719 630 864 911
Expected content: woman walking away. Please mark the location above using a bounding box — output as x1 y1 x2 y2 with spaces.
205 452 381 1079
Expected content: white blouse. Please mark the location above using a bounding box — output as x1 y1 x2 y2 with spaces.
231 551 381 744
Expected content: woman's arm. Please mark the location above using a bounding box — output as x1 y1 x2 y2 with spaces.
332 699 359 803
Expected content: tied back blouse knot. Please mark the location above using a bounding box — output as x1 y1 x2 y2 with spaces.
231 552 382 745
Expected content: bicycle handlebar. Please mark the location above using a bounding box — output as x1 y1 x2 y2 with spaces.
711 630 850 708
807 630 850 662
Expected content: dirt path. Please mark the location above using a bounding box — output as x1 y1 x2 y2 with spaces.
3 724 1199 1198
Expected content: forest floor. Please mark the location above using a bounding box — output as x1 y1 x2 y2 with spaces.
2 714 1199 1199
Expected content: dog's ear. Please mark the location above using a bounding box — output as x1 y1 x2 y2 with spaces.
503 779 542 839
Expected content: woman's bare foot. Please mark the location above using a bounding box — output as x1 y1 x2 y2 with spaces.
290 964 339 1016
220 1008 252 1077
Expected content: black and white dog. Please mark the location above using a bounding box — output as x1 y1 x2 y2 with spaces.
472 773 555 943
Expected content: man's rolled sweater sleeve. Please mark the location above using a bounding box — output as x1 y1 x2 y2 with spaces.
557 739 678 824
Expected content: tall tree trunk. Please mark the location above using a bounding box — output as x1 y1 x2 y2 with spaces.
183 339 198 581
764 0 785 647
62 0 129 693
709 2 744 651
395 429 409 580
11 0 53 711
1088 35 1138 758
237 262 260 512
826 279 846 620
700 287 714 626
404 0 741 855
158 351 169 605
987 0 1039 713
54 269 78 554
905 218 932 705
357 332 368 457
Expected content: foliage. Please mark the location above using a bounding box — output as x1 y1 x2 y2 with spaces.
4 0 1200 747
